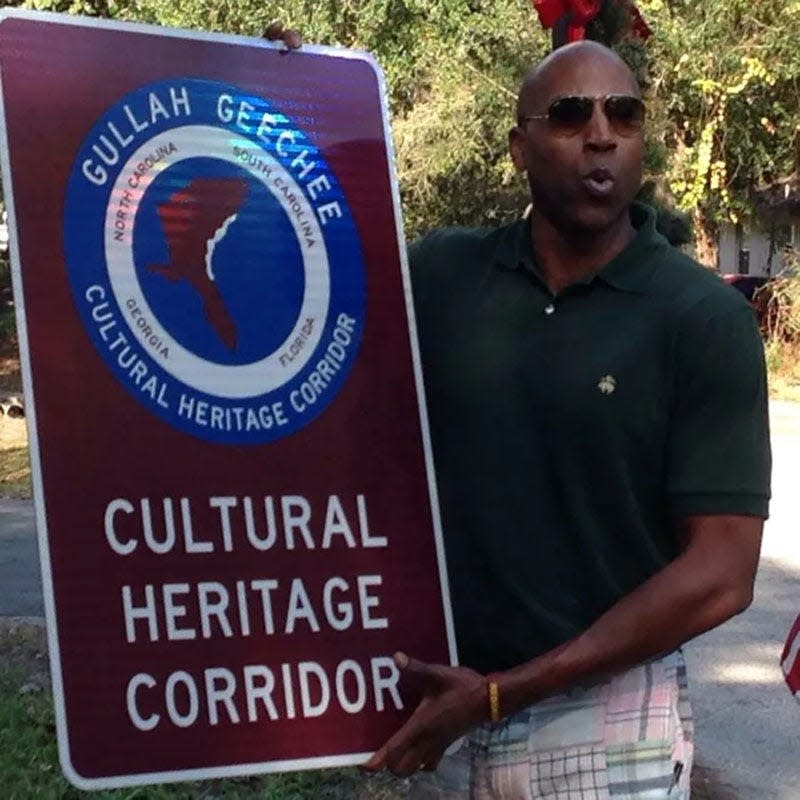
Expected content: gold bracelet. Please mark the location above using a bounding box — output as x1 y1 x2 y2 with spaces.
487 677 501 724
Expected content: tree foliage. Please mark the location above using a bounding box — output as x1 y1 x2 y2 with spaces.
636 0 800 257
20 0 547 237
15 0 800 247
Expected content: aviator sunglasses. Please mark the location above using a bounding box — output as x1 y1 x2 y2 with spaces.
519 94 646 137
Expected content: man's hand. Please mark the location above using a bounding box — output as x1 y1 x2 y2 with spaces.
262 20 302 50
362 652 488 777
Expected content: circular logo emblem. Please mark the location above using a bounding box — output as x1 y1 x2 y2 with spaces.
64 79 365 444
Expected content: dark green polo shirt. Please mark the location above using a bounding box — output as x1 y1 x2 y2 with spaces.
410 204 771 674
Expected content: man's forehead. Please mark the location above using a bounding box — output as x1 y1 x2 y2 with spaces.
519 43 639 110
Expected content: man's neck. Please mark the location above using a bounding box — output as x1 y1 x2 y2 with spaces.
529 210 636 295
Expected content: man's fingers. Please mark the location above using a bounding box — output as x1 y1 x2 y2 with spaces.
393 651 409 669
362 734 420 776
397 652 448 688
361 746 387 773
390 741 445 777
263 19 285 39
392 747 428 777
282 29 303 49
421 753 443 771
363 708 428 774
361 658 455 777
262 20 303 49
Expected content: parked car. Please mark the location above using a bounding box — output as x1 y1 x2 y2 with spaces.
722 274 771 302
722 275 774 334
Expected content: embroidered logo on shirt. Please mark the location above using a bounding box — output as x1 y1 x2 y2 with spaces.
598 375 617 395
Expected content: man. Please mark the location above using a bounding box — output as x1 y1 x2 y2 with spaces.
267 27 770 798
364 41 770 799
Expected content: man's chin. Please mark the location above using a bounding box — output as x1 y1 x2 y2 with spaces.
568 201 629 236
531 192 632 239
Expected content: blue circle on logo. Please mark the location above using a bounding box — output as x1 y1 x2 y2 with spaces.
133 157 305 366
64 78 366 445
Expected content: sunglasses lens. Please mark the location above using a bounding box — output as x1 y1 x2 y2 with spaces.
529 96 646 135
604 96 646 133
547 97 594 130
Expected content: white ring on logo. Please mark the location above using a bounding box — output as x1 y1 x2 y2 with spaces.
105 125 330 399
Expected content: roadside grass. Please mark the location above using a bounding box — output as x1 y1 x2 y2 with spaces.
0 301 22 395
760 263 800 402
0 298 16 344
0 301 30 498
765 339 800 403
0 444 31 497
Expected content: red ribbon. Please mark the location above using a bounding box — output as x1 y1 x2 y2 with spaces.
627 3 652 40
532 0 570 28
532 0 651 42
532 0 602 40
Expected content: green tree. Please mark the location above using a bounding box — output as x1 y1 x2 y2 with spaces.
636 0 800 264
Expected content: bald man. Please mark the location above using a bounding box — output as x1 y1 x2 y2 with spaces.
362 41 771 799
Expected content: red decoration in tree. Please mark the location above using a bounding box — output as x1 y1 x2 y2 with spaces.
567 0 604 40
626 2 652 40
532 0 602 41
532 0 651 43
532 0 570 28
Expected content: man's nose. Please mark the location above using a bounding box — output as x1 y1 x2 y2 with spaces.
584 102 616 152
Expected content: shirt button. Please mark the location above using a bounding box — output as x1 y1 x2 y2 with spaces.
544 304 555 315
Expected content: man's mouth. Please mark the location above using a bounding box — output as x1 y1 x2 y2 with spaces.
581 168 615 198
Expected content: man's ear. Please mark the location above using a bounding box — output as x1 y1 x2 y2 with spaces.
508 127 527 172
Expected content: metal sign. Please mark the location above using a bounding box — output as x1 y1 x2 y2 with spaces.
0 9 456 789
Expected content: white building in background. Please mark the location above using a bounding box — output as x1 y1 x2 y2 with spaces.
718 175 800 277
718 220 798 277
0 209 7 252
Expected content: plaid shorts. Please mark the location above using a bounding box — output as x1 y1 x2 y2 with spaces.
409 651 693 800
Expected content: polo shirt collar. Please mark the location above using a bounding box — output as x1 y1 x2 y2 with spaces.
495 203 665 294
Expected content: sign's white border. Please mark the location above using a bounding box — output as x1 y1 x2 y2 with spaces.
0 7 458 791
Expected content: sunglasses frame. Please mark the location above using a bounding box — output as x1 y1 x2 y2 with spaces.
519 94 646 137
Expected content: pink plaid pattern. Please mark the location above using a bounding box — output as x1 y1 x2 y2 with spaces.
409 652 693 799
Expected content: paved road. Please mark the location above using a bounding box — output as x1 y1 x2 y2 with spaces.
0 496 41 618
1 403 799 797
683 400 800 800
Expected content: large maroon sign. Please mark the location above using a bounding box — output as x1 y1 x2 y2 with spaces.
0 9 455 789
